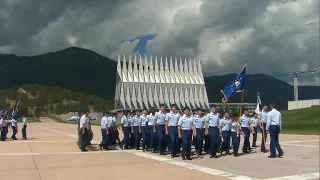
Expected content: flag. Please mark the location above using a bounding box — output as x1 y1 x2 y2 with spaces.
12 111 18 120
0 108 4 114
255 92 262 114
221 65 246 103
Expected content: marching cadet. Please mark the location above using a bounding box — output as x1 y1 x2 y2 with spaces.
203 109 210 153
111 112 120 145
193 108 206 156
260 105 268 153
178 106 195 160
99 111 110 150
240 108 252 153
147 107 157 152
120 109 130 150
231 113 241 157
250 113 259 147
21 116 27 140
165 104 181 158
140 109 149 151
128 111 135 149
205 104 222 158
0 114 8 141
132 109 142 150
11 115 18 140
154 104 167 155
220 112 232 156
266 103 284 158
79 110 89 152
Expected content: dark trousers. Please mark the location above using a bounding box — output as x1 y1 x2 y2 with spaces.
22 125 27 139
181 129 192 158
141 126 148 149
1 127 8 141
129 127 134 148
156 124 165 153
231 131 240 155
11 126 17 140
209 127 220 156
80 128 88 149
133 126 140 149
112 128 119 144
222 131 231 154
252 127 258 147
168 126 178 156
100 128 109 149
204 133 210 153
195 128 204 154
148 126 156 150
241 127 250 152
120 127 130 149
269 125 283 157
261 123 267 151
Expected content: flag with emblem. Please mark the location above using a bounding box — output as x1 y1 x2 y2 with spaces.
255 92 262 114
221 65 246 103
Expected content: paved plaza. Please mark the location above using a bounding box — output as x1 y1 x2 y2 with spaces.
0 117 319 180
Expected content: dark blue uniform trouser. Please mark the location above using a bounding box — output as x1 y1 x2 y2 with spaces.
241 127 250 152
133 126 140 149
120 127 130 149
195 128 204 154
22 125 27 139
261 123 267 151
231 131 240 155
1 127 8 141
209 127 220 156
141 126 148 149
222 131 231 154
129 127 134 148
80 128 88 149
168 126 178 156
204 133 210 152
11 126 17 140
100 128 109 149
148 126 156 150
269 125 283 157
252 127 258 147
156 124 165 153
181 129 192 158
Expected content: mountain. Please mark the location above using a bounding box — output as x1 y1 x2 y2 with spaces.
0 47 319 110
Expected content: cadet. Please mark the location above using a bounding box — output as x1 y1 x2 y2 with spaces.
165 104 181 158
21 116 27 140
203 109 210 153
250 113 259 147
120 109 130 150
260 105 268 153
99 111 110 150
132 109 142 150
11 116 18 140
205 104 222 158
266 103 284 158
192 108 205 155
220 112 232 155
154 104 166 155
79 110 89 152
231 113 241 157
1 115 8 141
178 106 195 160
147 107 156 152
111 112 120 145
128 111 135 149
241 108 252 153
140 109 149 151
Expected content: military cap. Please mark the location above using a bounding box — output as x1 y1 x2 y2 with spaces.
123 109 129 113
232 113 239 117
136 109 142 112
159 103 165 107
103 111 108 115
209 104 216 108
183 106 190 111
150 107 156 111
243 108 249 112
170 104 176 108
195 107 201 111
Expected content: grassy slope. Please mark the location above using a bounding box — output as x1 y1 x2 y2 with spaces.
281 107 320 135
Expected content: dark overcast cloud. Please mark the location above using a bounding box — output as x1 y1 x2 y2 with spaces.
0 0 319 85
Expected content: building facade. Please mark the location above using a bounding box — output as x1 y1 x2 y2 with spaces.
114 54 209 109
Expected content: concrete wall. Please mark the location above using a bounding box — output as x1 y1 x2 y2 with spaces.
288 99 320 110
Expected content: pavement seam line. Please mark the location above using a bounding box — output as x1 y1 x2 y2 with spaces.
27 141 43 180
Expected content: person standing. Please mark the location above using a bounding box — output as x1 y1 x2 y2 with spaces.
21 116 27 140
99 111 110 150
140 109 149 151
220 112 232 156
260 105 268 153
231 113 241 157
205 104 222 158
147 107 156 152
203 109 210 153
120 109 130 150
132 109 142 150
154 104 167 155
241 108 252 153
250 113 259 147
11 116 18 140
79 110 89 152
266 103 284 158
178 106 195 160
0 115 9 141
165 104 180 158
193 108 205 156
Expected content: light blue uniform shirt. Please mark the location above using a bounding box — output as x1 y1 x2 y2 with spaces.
121 115 130 127
112 117 117 127
106 117 113 128
155 111 166 125
140 115 148 126
220 118 232 131
206 112 220 127
11 119 17 127
250 118 259 128
231 120 240 132
240 115 250 128
100 117 108 129
261 110 268 124
193 115 205 129
266 109 282 131
0 119 9 127
22 118 27 125
80 115 89 129
147 114 155 126
132 116 141 126
178 115 194 130
165 112 180 126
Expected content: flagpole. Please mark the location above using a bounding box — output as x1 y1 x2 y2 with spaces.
239 90 245 116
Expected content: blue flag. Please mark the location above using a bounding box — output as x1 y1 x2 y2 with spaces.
221 65 246 103
12 110 18 120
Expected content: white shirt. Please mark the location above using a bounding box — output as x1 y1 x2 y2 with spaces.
79 115 89 129
266 108 282 131
11 119 17 127
100 117 108 129
22 118 27 125
261 110 268 124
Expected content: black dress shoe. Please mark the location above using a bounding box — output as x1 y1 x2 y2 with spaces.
186 157 192 160
182 156 186 160
81 148 88 152
268 156 276 158
278 152 284 157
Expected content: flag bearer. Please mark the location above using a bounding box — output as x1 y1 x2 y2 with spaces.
165 104 180 158
99 111 110 150
21 116 27 140
132 109 142 150
140 109 149 151
79 110 89 152
205 104 222 158
147 107 156 152
241 108 252 153
260 105 268 153
120 109 130 150
220 112 232 155
178 106 195 160
11 115 18 140
250 113 259 147
154 104 167 155
193 108 205 155
231 113 241 157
